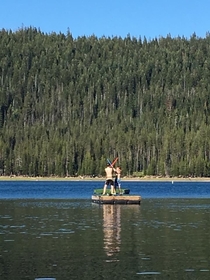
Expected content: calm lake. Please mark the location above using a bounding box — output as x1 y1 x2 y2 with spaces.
0 180 210 280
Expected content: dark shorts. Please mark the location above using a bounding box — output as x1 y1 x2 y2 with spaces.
105 179 114 185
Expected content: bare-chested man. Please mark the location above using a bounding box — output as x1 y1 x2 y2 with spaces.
102 163 116 195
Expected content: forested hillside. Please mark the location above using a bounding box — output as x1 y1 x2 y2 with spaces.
1 27 210 177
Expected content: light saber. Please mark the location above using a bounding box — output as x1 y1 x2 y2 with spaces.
107 157 118 167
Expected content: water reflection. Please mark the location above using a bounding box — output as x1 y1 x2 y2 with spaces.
102 205 121 259
1 196 210 279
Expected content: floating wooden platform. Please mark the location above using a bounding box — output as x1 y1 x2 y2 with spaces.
93 188 130 195
92 195 141 205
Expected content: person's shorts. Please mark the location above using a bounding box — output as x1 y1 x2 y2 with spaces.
105 179 114 185
115 179 121 186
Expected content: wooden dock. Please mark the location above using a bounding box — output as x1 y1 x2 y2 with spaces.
92 194 141 205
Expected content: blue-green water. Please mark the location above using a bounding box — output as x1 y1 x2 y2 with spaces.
0 181 210 279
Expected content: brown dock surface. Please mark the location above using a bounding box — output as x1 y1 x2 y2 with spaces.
92 195 141 204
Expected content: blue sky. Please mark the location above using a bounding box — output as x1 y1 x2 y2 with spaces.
1 0 210 39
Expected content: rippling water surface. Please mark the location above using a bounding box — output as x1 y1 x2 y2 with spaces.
0 180 210 279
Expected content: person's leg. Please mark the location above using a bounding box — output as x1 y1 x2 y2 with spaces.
114 179 117 193
111 183 116 195
102 183 107 195
117 179 121 194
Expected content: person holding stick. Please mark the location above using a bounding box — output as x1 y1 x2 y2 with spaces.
102 163 116 195
114 166 122 194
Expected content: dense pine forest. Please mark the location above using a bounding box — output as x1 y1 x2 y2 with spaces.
1 27 210 178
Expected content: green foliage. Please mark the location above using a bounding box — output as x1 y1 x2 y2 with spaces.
132 171 144 178
0 27 210 177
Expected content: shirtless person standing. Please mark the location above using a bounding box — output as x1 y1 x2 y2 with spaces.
114 166 122 193
102 163 116 195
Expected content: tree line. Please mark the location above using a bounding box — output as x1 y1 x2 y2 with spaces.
1 27 210 177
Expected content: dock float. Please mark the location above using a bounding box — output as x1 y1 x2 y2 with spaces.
92 194 141 205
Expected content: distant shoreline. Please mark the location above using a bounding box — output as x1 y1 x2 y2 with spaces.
0 176 210 182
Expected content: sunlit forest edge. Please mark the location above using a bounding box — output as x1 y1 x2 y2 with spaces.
1 27 210 178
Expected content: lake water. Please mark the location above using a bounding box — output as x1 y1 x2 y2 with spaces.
0 180 210 280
